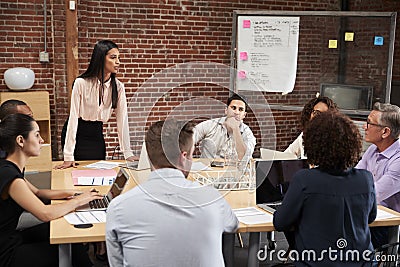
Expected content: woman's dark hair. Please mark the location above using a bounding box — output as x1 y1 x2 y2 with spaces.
300 96 338 129
303 111 362 171
0 113 35 155
79 40 119 108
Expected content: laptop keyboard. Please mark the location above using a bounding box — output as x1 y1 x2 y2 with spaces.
89 197 109 209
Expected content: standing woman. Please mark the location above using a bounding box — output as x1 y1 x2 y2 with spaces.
56 40 135 170
0 113 102 266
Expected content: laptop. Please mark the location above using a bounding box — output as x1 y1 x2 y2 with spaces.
76 168 129 211
121 142 151 170
256 159 308 213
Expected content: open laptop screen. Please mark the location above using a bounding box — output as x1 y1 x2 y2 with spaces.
107 168 129 201
256 159 308 204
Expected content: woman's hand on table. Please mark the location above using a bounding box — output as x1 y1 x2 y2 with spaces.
72 189 103 207
54 161 77 169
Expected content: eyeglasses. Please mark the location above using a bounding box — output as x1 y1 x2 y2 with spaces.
366 120 388 129
311 109 322 116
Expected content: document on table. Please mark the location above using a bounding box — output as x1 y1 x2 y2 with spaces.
64 211 106 224
233 207 273 225
72 169 117 186
376 208 400 220
190 161 212 171
85 161 121 169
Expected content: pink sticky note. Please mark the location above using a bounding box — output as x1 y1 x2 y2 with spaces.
240 52 248 61
238 71 246 79
243 20 251 28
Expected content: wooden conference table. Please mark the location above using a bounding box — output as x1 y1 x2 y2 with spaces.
50 161 400 267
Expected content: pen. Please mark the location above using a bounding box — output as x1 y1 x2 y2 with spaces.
75 213 85 223
89 211 101 222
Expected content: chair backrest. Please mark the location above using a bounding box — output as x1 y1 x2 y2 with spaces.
363 242 400 267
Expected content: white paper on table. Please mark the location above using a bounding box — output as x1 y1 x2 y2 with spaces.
85 161 120 169
76 176 115 186
233 207 273 225
191 161 212 171
376 208 400 220
64 210 107 224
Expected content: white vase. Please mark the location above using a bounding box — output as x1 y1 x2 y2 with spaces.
4 67 35 91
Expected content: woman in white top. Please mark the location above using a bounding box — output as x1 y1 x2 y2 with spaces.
56 40 136 170
285 96 338 159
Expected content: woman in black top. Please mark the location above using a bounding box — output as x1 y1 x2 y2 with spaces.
274 112 376 267
0 114 102 266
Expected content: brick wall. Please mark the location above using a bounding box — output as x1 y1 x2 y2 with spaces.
1 0 399 160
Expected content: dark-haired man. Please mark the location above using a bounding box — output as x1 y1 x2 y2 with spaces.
0 99 33 120
194 93 256 162
356 102 400 247
106 119 238 266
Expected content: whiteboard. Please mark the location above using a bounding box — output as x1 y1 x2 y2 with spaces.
236 16 299 94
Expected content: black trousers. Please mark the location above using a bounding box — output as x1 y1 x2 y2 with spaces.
371 226 389 249
10 223 92 267
62 118 106 160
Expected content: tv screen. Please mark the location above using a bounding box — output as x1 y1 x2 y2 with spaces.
320 83 373 110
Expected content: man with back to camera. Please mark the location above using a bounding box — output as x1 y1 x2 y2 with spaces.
356 102 400 247
105 119 239 266
194 93 256 163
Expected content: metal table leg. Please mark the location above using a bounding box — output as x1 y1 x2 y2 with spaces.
59 243 72 267
248 232 261 267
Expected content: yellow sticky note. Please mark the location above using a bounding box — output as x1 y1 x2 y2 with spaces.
345 32 354 41
328 40 338 49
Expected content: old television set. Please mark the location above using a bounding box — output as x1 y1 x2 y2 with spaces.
320 83 373 110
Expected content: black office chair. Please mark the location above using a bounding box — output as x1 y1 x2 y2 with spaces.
363 242 400 267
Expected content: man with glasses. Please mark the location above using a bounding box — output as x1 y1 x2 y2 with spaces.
356 102 400 247
194 93 256 163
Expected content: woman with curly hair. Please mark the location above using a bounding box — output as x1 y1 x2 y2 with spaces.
285 96 338 159
274 112 377 266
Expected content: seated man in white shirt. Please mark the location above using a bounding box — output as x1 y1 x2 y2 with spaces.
194 93 256 163
106 119 239 267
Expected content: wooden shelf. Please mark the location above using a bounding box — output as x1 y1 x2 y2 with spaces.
0 91 51 172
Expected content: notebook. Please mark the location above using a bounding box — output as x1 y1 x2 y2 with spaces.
121 142 151 170
76 168 129 211
71 169 117 186
256 159 308 213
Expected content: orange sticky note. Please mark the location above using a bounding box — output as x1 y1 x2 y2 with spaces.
240 52 248 61
328 40 338 49
243 20 251 28
238 71 246 79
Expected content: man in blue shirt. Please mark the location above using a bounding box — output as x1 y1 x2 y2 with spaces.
106 119 238 266
356 102 400 247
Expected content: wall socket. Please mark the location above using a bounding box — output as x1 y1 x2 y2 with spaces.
39 51 49 63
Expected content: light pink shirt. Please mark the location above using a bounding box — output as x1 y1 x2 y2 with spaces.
63 77 133 161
